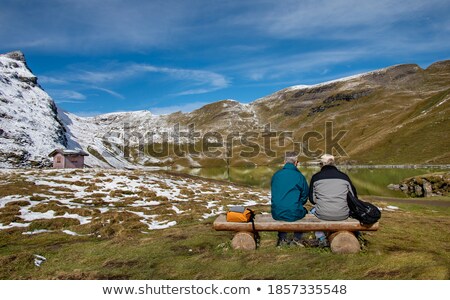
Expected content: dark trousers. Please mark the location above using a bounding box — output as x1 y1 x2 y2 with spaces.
278 232 303 241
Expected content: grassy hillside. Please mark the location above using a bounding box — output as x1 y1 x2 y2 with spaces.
0 169 449 279
251 61 450 164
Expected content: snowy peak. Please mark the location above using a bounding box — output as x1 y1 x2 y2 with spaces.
95 110 153 119
0 51 38 86
252 63 425 110
0 51 67 168
265 63 423 99
4 50 26 62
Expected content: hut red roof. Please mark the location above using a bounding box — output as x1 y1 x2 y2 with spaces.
48 149 89 157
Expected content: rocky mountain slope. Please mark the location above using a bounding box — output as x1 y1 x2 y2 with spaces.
0 51 66 168
0 50 449 168
251 61 450 164
59 99 260 168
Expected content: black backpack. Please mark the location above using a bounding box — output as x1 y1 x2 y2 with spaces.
347 192 381 225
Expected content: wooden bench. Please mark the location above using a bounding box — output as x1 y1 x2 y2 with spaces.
213 214 379 254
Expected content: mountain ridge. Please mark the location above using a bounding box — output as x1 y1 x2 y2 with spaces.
0 50 449 168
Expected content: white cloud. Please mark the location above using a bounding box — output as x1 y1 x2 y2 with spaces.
48 90 86 103
73 67 138 83
0 0 197 53
39 76 68 85
90 87 125 100
225 49 368 81
162 68 229 95
131 65 230 94
2 0 448 112
228 0 447 39
67 63 229 95
1 0 448 57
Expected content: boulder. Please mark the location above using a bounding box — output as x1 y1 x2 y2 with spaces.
387 184 400 190
400 184 409 191
422 179 433 197
399 172 449 197
414 184 423 197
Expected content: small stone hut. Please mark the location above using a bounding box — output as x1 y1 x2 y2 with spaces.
48 149 89 169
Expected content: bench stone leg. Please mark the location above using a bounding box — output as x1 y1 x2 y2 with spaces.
231 231 256 250
328 231 360 254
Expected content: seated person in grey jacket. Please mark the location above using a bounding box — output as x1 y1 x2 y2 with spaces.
308 154 358 247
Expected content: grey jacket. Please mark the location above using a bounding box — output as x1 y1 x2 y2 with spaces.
309 165 357 221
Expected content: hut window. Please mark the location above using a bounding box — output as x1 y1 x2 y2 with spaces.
56 157 61 163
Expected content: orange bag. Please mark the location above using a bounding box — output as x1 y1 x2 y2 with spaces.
226 206 254 222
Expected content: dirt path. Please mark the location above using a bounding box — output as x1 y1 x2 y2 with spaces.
365 196 450 207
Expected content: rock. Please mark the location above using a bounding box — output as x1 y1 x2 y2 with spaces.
5 50 26 63
422 179 433 197
399 172 449 197
400 184 409 191
387 184 400 190
414 185 423 197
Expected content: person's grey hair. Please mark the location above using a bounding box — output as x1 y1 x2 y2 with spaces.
285 151 298 164
320 154 335 166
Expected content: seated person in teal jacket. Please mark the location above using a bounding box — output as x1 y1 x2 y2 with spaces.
271 152 309 246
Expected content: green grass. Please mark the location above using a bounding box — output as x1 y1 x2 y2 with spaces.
0 169 448 279
249 64 450 165
0 198 449 279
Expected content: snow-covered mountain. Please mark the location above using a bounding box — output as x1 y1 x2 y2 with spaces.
58 99 260 168
0 51 66 168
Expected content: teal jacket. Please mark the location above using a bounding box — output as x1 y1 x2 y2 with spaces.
271 163 309 221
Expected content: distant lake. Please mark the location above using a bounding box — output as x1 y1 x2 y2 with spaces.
171 166 447 198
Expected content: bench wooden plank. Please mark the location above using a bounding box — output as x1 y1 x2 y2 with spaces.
213 214 379 232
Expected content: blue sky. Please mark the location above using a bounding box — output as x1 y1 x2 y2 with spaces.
1 0 449 116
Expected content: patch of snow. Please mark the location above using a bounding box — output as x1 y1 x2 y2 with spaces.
435 97 448 108
61 212 91 224
386 205 399 211
202 206 224 219
171 205 184 214
131 200 160 207
98 207 110 213
33 254 46 267
255 64 406 105
386 205 399 209
31 178 86 192
62 229 83 236
0 195 28 208
22 229 53 235
144 220 177 230
0 222 30 229
20 209 56 221
285 85 311 91
206 201 217 209
242 200 259 207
